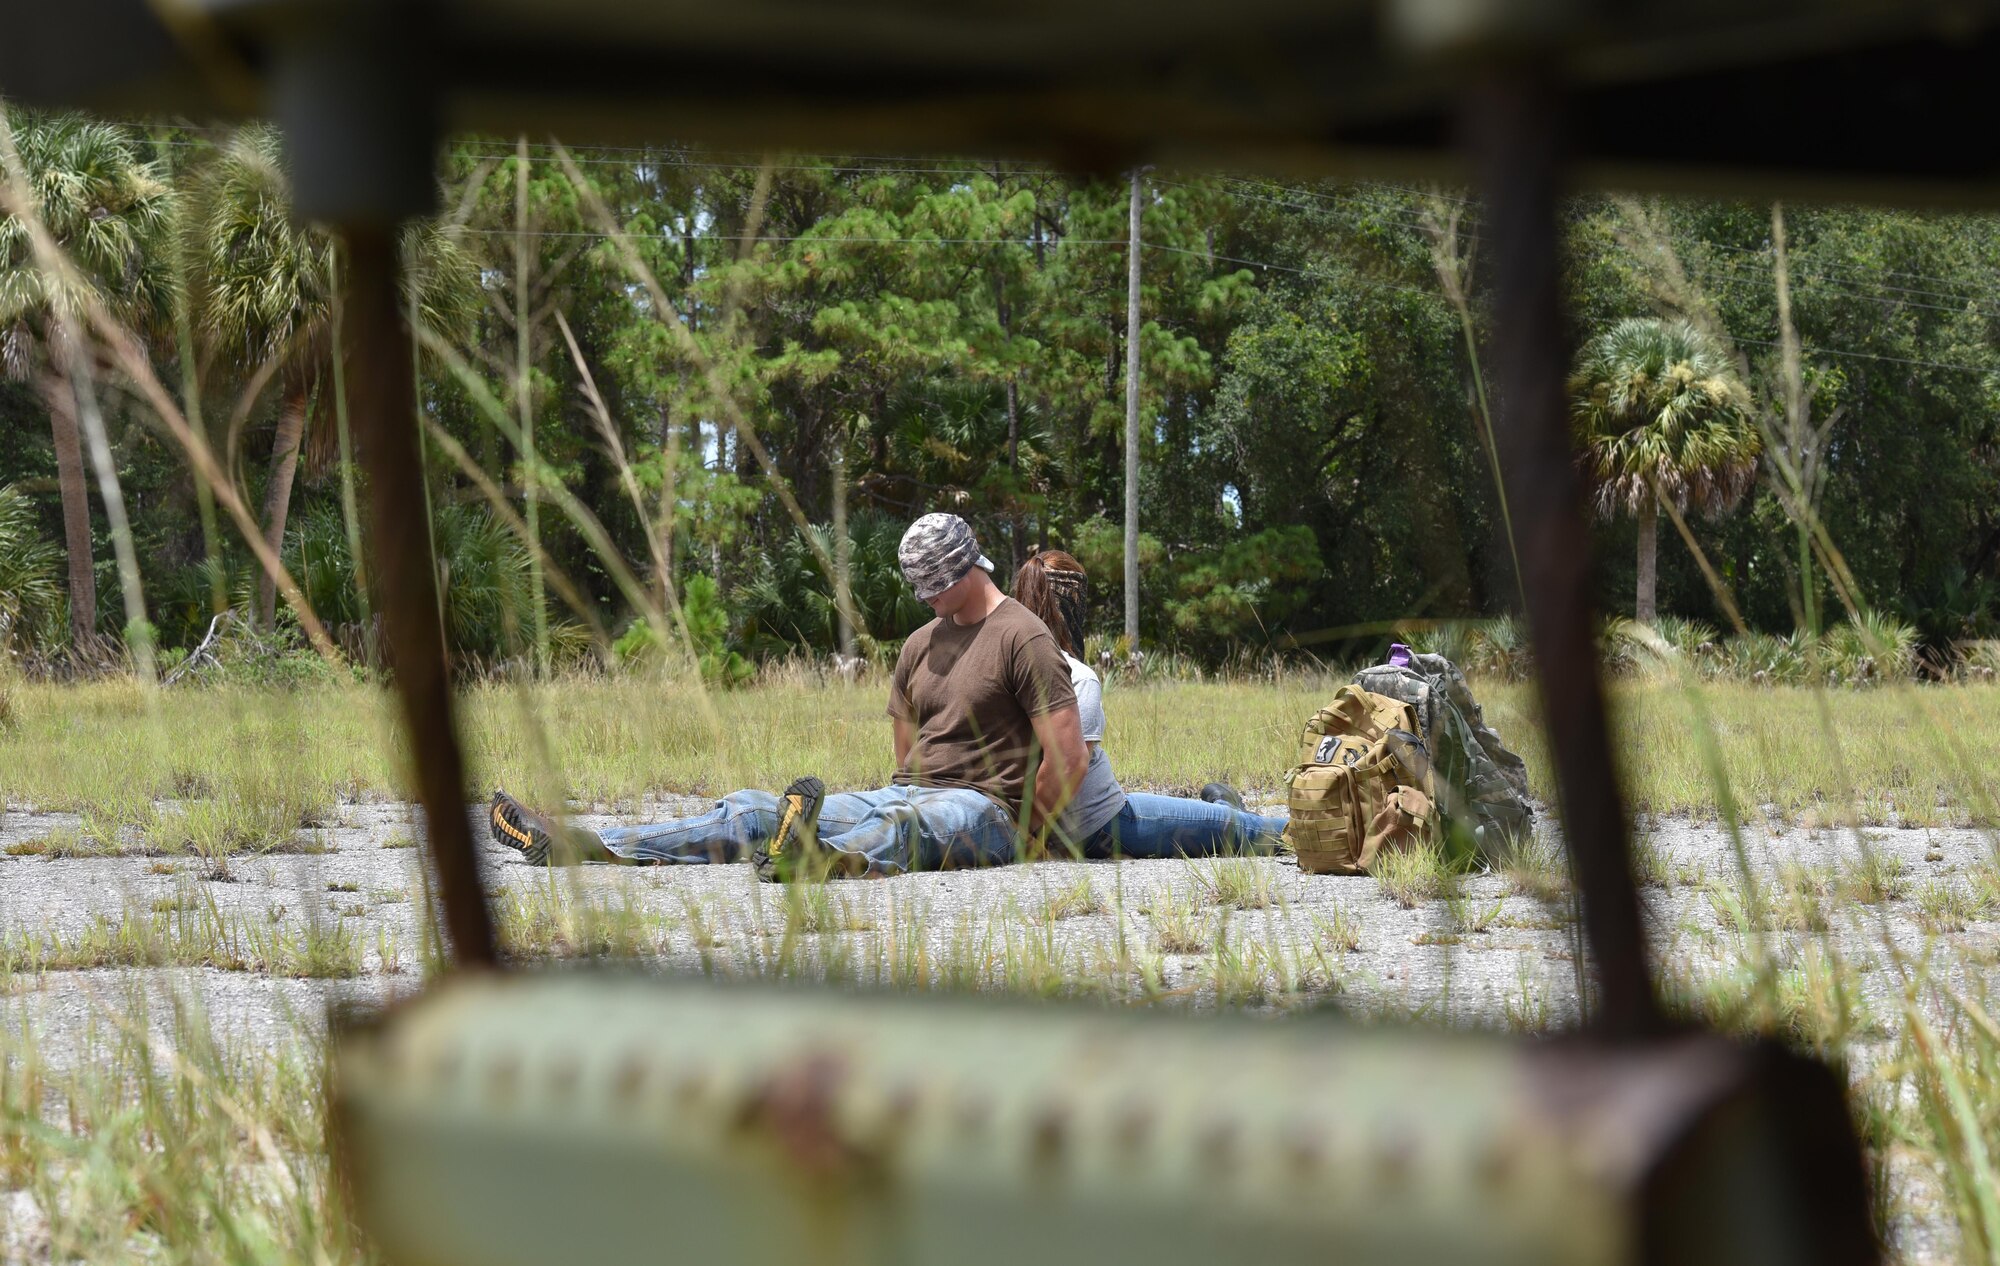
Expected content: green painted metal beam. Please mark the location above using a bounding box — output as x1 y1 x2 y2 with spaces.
333 975 1874 1266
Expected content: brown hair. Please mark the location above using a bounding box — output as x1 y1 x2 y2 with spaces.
1013 548 1089 656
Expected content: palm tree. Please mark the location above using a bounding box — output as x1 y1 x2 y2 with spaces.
194 125 333 631
1571 317 1760 623
196 124 478 630
0 482 65 655
0 113 176 646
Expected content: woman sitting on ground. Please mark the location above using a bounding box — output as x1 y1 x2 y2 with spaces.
1011 549 1288 859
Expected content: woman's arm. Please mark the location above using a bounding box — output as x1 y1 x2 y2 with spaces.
1028 704 1089 840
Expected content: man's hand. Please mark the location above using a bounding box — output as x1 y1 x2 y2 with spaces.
1027 705 1089 851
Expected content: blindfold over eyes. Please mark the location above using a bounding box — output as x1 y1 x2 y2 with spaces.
1043 569 1087 655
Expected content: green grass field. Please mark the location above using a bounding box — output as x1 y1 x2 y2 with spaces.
3 673 2000 1262
3 675 1997 830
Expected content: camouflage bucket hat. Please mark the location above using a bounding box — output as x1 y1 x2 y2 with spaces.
898 513 994 601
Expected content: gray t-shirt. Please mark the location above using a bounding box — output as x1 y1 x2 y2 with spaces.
1060 653 1127 842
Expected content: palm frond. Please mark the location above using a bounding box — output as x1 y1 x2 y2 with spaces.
0 483 66 653
0 112 179 339
1571 316 1762 517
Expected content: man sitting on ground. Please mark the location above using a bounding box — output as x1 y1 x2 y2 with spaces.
488 513 1091 879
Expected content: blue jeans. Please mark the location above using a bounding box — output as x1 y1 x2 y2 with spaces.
597 785 1018 876
1079 792 1287 859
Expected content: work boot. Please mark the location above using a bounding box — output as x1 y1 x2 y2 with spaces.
753 777 826 882
1199 782 1248 812
488 789 604 865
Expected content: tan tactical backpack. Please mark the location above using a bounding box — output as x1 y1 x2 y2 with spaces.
1282 686 1436 875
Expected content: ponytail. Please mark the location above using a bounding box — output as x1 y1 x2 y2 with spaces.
1011 550 1089 656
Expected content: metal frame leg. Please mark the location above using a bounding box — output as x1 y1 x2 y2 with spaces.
1468 71 1661 1038
343 225 498 971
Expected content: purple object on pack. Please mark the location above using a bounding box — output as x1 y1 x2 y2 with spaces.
1387 642 1413 668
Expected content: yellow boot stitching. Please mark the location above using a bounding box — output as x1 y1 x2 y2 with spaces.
495 808 534 850
771 797 802 856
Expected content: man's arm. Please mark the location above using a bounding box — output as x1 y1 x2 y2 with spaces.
1028 704 1089 844
887 633 920 771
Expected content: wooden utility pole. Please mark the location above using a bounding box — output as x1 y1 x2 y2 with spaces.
1123 168 1143 651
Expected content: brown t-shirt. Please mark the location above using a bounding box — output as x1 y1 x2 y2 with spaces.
887 597 1077 817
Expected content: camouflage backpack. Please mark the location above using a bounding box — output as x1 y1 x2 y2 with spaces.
1351 652 1532 854
1282 686 1436 875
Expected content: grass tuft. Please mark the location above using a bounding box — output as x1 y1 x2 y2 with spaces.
1836 851 1908 905
1372 839 1459 909
1148 888 1213 955
1194 859 1278 910
1316 904 1363 954
495 882 671 960
0 899 362 978
782 883 878 935
1034 875 1105 922
1914 879 1990 934
1448 895 1505 934
1630 834 1674 889
1494 834 1568 903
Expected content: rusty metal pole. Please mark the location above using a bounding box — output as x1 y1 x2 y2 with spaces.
271 2 498 972
1467 73 1660 1037
342 226 498 970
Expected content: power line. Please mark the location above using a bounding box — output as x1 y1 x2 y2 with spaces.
1731 335 1995 376
1212 172 2000 309
116 122 1070 179
1684 233 2000 297
454 211 1999 324
89 120 2000 375
1155 175 1466 244
127 118 2000 307
443 222 2000 373
453 228 1128 246
1145 240 1444 305
1170 173 2000 328
1674 251 2000 331
1220 177 2000 314
1153 236 2000 376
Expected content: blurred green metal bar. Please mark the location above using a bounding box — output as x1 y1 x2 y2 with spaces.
333 976 1875 1266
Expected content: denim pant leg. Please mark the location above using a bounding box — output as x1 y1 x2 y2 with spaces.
906 788 1020 870
817 787 1019 875
1091 792 1289 859
597 790 779 863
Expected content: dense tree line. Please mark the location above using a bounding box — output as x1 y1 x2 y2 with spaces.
1 110 1997 673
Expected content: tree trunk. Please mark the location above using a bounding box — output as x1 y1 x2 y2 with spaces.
517 136 548 678
1123 168 1143 651
42 371 97 645
832 437 854 657
656 395 677 606
996 276 1022 571
1635 495 1659 624
1005 377 1021 569
257 377 310 630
